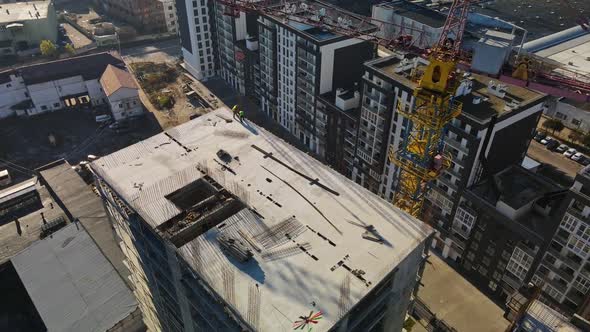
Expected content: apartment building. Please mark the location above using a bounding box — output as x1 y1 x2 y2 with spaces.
91 107 434 332
162 0 179 33
350 52 548 249
213 1 260 96
255 2 376 155
529 166 590 319
316 88 361 177
454 166 566 302
177 0 217 80
100 0 170 33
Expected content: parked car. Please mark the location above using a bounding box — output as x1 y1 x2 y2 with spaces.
540 136 554 145
580 157 590 166
564 148 577 158
95 114 112 123
533 132 546 142
546 140 560 151
571 152 585 162
556 144 569 153
109 121 129 130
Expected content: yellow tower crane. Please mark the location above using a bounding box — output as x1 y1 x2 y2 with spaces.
389 0 472 218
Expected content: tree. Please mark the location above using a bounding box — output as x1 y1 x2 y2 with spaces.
40 40 57 57
583 133 590 148
64 43 75 55
568 129 584 144
542 118 565 135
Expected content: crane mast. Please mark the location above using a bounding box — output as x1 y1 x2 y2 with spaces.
388 0 470 218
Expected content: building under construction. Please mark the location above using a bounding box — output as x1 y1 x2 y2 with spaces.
91 107 433 332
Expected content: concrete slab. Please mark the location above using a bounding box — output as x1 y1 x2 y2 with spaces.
418 254 510 332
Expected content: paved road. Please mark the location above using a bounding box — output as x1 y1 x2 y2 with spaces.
418 254 510 332
121 38 181 64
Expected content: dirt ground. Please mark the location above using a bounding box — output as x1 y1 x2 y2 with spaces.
129 62 210 129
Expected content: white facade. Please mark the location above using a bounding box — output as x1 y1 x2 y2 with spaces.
0 74 28 118
106 88 143 121
0 74 108 118
276 25 297 133
161 0 178 34
546 98 590 133
180 0 215 80
372 2 444 49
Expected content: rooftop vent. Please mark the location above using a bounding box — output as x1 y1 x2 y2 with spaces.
473 96 482 104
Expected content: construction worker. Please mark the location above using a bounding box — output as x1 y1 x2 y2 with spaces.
232 105 239 118
239 110 245 122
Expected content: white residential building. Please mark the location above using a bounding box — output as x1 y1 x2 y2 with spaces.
176 0 216 80
0 52 140 120
161 0 179 34
100 65 143 121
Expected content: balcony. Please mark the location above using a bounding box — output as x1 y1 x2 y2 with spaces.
502 273 523 291
445 137 469 154
543 262 574 283
566 288 586 305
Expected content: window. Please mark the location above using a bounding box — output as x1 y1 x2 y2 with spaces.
6 83 11 88
560 213 579 233
573 275 590 294
488 281 497 291
119 103 123 108
40 105 47 110
545 285 562 301
572 119 582 126
506 247 533 281
53 103 60 107
555 112 567 120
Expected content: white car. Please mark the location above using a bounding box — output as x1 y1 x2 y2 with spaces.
571 152 585 161
540 136 554 145
564 148 577 158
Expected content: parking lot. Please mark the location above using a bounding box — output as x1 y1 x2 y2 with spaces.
528 138 584 183
0 110 161 183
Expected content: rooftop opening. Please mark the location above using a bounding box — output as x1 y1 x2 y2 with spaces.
159 176 245 247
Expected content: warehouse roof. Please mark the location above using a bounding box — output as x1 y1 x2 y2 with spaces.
0 52 126 85
91 107 432 332
11 223 138 332
0 1 50 24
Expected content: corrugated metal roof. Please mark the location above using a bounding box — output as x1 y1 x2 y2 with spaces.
11 223 138 332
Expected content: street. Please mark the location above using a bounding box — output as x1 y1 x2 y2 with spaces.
121 38 181 64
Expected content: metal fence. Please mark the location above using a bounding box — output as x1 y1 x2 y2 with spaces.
409 297 458 332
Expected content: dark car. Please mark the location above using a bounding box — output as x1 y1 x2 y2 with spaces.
577 156 590 166
533 132 546 142
546 140 560 151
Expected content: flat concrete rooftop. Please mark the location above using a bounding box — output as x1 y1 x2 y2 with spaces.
91 107 432 332
0 1 50 24
268 0 377 42
368 54 545 122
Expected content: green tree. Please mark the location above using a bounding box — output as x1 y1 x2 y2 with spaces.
64 43 75 55
542 118 565 135
40 40 57 56
568 129 584 144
